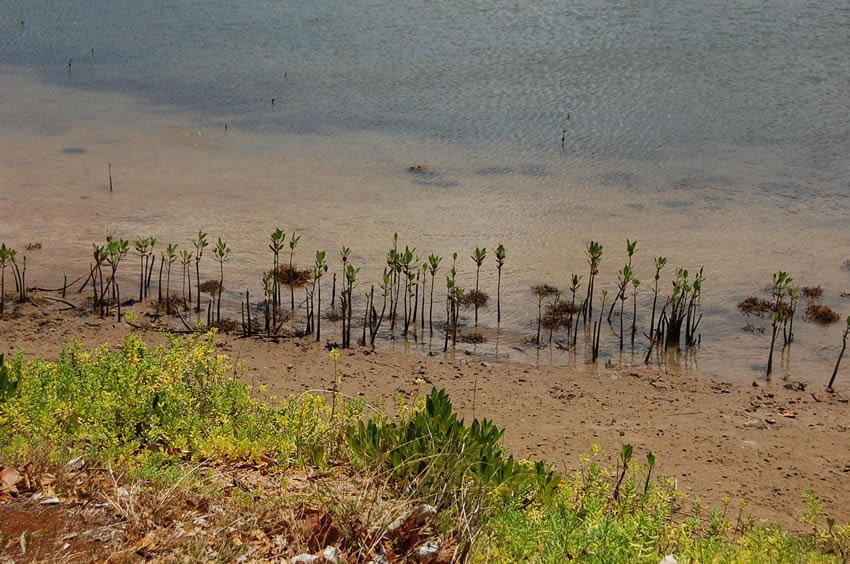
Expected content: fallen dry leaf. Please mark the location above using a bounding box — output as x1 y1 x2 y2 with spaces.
1 466 22 495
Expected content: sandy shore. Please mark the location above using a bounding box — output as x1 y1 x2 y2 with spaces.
1 292 849 531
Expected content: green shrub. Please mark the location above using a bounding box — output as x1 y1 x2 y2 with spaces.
471 447 844 563
346 387 559 508
0 332 362 470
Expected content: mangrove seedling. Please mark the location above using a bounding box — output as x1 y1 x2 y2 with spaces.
399 246 415 336
427 254 442 335
608 239 637 323
314 250 328 341
532 284 558 345
828 316 850 391
613 443 633 501
340 246 351 344
262 271 274 335
569 273 582 347
10 251 26 304
0 244 11 315
164 243 178 315
343 262 360 348
105 238 129 320
213 238 231 324
583 241 603 323
133 236 149 303
370 268 392 348
649 256 667 340
269 228 286 327
766 271 793 378
592 290 608 362
495 243 506 324
785 287 799 344
180 249 193 311
288 233 301 312
420 262 427 332
471 246 487 327
91 243 107 315
631 277 641 345
193 231 209 312
615 264 634 349
644 451 656 496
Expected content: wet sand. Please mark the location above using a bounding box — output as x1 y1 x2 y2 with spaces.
1 294 849 531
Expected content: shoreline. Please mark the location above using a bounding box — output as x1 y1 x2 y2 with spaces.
2 291 849 531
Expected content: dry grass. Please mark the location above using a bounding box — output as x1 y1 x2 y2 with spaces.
459 290 489 308
737 296 773 317
0 460 454 563
804 303 840 325
531 284 559 298
198 280 221 295
274 264 313 288
802 286 824 301
459 332 487 345
543 300 581 329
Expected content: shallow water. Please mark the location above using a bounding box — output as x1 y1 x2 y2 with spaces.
1 1 849 383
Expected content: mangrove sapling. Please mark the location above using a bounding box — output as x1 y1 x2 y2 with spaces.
164 244 177 315
192 231 208 312
495 243 506 324
0 244 11 315
827 316 850 391
269 228 286 327
314 250 328 341
427 254 442 335
766 271 793 378
649 256 667 340
631 278 641 346
471 246 487 327
583 241 603 323
288 233 301 313
592 290 608 362
213 238 231 324
608 239 637 322
180 249 193 310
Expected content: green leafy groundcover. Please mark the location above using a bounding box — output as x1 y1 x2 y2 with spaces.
0 333 847 562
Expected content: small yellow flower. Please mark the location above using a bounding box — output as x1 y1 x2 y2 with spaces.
329 347 341 361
